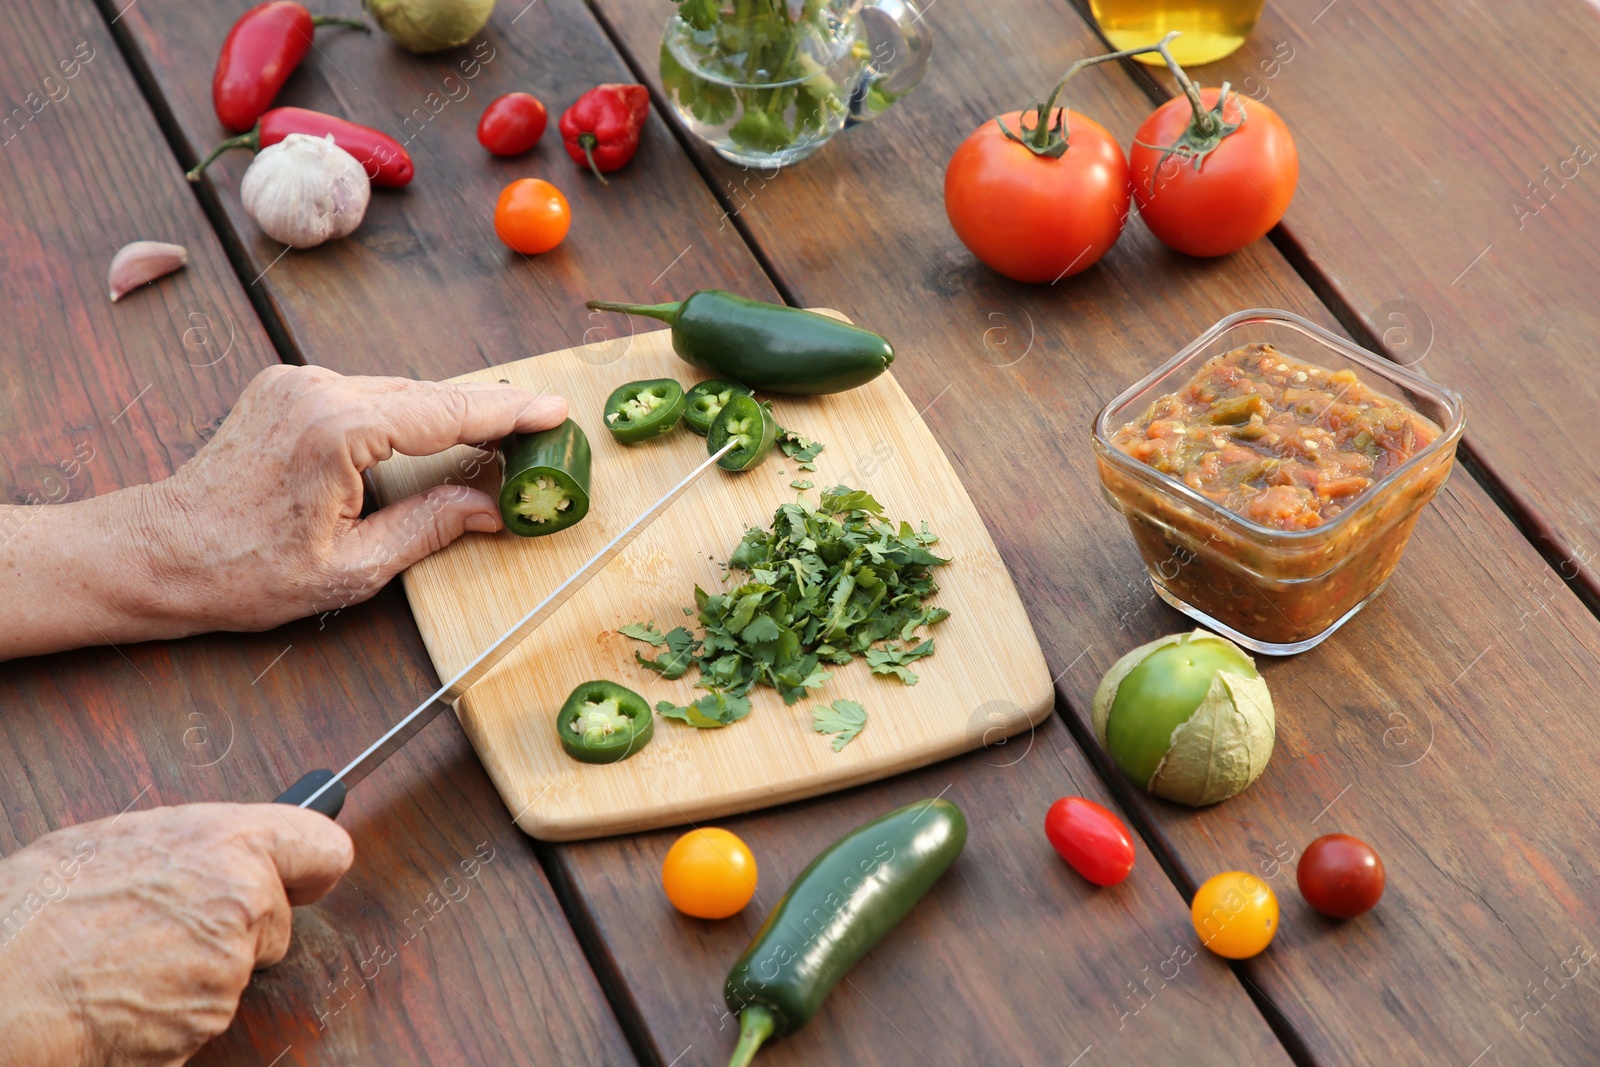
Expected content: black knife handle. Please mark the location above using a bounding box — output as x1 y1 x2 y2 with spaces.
275 769 346 819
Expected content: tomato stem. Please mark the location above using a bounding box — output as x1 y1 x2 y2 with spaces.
999 31 1183 158
1132 35 1245 179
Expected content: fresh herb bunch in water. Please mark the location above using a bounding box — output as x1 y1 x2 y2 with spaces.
662 0 868 158
621 485 951 718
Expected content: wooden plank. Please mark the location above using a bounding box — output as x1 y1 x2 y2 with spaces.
369 329 1052 840
0 3 634 1064
1073 0 1600 604
106 0 1299 1060
593 0 1600 1062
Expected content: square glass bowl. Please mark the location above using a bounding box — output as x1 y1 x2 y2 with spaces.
1093 309 1465 655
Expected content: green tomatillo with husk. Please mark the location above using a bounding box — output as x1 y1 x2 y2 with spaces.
1093 630 1274 807
367 0 494 53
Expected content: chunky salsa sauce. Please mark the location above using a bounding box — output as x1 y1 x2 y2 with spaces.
1099 342 1456 649
1111 343 1440 531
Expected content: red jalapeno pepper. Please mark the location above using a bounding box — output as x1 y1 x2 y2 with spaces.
187 107 414 186
212 2 368 133
558 83 649 184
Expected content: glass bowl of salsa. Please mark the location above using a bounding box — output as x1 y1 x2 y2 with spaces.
1093 309 1465 655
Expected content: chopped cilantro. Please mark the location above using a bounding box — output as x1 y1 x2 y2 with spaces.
864 639 936 685
656 692 752 729
812 699 868 750
777 428 825 471
617 621 666 646
635 626 698 680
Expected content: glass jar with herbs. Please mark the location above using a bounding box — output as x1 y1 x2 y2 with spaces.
661 0 930 168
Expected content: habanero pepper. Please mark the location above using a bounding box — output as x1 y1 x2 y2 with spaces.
212 2 368 133
187 107 414 186
498 418 592 537
722 799 968 1066
559 83 649 184
586 291 894 395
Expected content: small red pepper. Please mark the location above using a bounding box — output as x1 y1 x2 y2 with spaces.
187 107 414 187
558 84 649 184
212 1 367 133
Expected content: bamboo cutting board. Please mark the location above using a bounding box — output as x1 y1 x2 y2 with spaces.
369 316 1052 840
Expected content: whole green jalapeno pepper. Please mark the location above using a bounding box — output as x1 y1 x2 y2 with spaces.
585 291 894 395
556 680 653 764
722 798 968 1065
683 378 754 436
708 395 777 471
604 378 685 443
499 418 591 536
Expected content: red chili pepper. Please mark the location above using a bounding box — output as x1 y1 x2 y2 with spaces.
212 1 367 133
558 84 649 184
186 107 414 187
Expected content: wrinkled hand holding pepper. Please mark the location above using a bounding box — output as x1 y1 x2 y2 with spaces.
559 83 650 184
211 1 368 133
188 106 414 186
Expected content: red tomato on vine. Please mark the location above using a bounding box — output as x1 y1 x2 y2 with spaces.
1130 84 1298 258
944 51 1139 284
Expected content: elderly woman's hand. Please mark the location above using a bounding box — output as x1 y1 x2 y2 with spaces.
0 803 352 1067
0 366 567 658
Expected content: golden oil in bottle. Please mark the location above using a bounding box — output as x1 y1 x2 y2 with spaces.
1088 0 1268 66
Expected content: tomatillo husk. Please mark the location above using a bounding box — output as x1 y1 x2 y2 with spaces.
368 0 495 53
1092 629 1274 807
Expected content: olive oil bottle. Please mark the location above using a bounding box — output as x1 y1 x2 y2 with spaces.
1088 0 1267 66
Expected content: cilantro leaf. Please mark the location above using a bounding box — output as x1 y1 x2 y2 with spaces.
618 621 666 647
777 428 825 471
865 639 935 685
636 626 698 680
655 692 752 729
812 699 867 750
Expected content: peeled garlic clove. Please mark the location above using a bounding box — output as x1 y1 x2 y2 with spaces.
240 133 371 250
108 240 188 302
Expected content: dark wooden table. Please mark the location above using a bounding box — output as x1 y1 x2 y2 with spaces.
5 0 1599 1063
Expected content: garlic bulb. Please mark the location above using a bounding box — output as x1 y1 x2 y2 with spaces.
240 133 370 249
108 240 187 302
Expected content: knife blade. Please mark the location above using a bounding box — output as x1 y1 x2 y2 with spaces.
276 439 737 818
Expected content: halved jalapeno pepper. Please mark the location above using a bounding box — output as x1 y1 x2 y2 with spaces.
556 680 654 764
708 394 778 472
499 418 592 537
604 378 686 444
683 378 754 436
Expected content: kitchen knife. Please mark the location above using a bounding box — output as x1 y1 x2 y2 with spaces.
276 439 737 818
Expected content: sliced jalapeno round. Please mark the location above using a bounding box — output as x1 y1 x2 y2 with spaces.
683 378 754 436
708 394 778 472
499 418 592 537
556 680 654 764
604 378 686 444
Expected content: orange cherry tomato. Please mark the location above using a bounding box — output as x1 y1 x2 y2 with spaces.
1191 871 1278 959
1129 88 1298 258
661 827 758 919
494 178 570 254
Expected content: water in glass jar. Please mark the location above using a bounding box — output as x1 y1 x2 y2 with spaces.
1089 0 1268 66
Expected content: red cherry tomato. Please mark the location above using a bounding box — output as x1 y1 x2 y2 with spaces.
945 109 1131 283
1297 833 1385 919
1044 796 1135 886
478 92 549 157
1129 88 1298 257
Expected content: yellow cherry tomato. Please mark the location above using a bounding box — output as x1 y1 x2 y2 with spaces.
494 178 570 254
661 827 758 919
1191 871 1279 959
